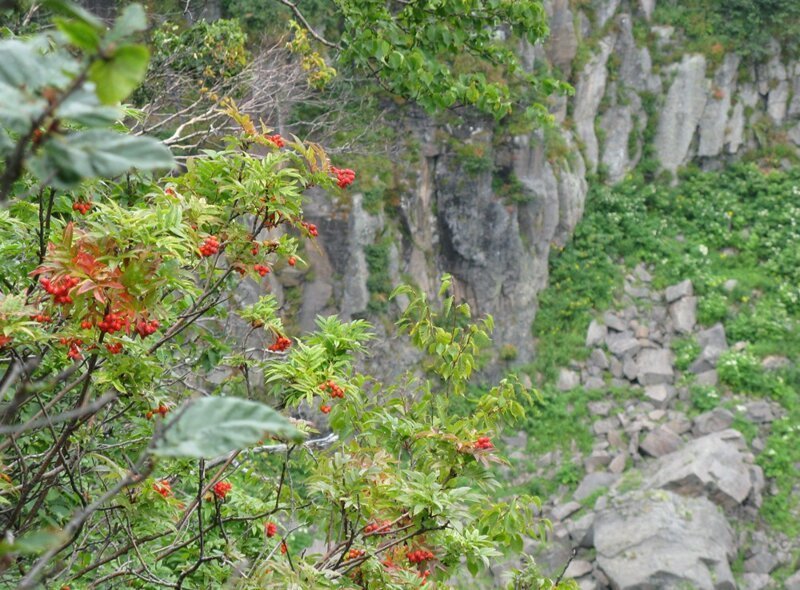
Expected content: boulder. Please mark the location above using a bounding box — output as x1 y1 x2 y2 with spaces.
644 429 763 510
574 471 619 501
594 490 736 590
670 296 697 334
665 279 694 303
603 311 628 332
606 332 640 358
566 513 595 549
741 573 771 590
639 425 682 457
564 559 593 579
551 500 582 521
690 323 728 373
785 569 800 590
636 348 674 385
557 368 580 391
589 348 609 370
693 407 734 436
586 320 608 347
743 401 775 423
644 383 675 406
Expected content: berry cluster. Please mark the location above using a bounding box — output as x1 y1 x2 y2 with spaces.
319 404 332 414
145 404 169 420
105 342 123 354
212 480 232 500
407 549 435 564
474 436 494 450
80 319 93 329
60 337 84 360
30 313 52 323
40 276 79 305
280 541 288 554
364 520 392 535
199 236 220 257
330 166 356 189
301 221 318 237
0 335 11 348
265 521 278 538
135 319 159 338
72 201 92 215
153 480 171 498
265 134 285 148
254 264 270 277
267 335 291 352
347 549 366 560
98 312 125 335
319 380 344 399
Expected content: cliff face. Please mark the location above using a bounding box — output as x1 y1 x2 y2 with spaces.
280 0 800 370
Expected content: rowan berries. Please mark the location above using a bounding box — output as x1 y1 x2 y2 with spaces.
254 264 270 277
105 342 123 354
287 256 296 266
81 320 93 330
347 548 365 560
212 480 232 500
31 313 52 323
364 520 392 535
265 521 278 537
280 541 288 554
265 134 285 148
72 201 91 214
320 404 331 414
319 380 345 398
135 318 159 338
407 549 435 564
40 276 79 305
301 221 318 237
267 336 291 352
153 480 171 498
0 335 11 348
199 236 220 257
330 166 356 189
474 436 494 450
98 312 125 334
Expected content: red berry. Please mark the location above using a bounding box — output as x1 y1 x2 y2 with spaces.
153 479 171 498
199 236 220 257
280 541 287 554
330 166 356 189
267 335 291 352
211 480 232 500
265 521 278 538
81 320 93 330
287 256 296 267
320 404 331 414
105 342 123 354
254 264 270 277
265 134 285 148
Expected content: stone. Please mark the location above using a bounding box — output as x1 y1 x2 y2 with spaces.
744 551 780 574
594 490 736 590
607 332 640 358
610 357 623 378
584 376 605 391
741 573 771 590
574 38 613 171
588 400 612 417
589 348 609 370
603 311 627 332
644 429 764 510
644 383 675 406
665 279 694 303
639 426 682 457
785 569 800 590
634 263 652 282
551 500 582 521
761 355 790 370
557 368 580 391
693 407 734 436
695 370 719 387
690 323 728 373
574 471 619 501
622 355 639 381
609 453 627 474
670 296 697 334
592 0 620 27
564 559 593 579
665 413 693 435
586 319 608 347
544 0 578 74
585 450 613 473
723 279 738 292
566 513 595 548
607 430 625 448
639 0 655 20
744 401 774 423
593 416 620 435
636 348 674 385
698 54 739 157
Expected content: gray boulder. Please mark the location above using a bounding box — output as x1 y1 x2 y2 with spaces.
557 368 580 391
586 319 608 347
636 348 674 385
693 407 734 436
644 429 763 510
606 332 640 358
574 471 619 501
690 323 728 373
785 569 800 590
670 296 697 334
665 279 694 303
640 425 682 457
594 490 736 590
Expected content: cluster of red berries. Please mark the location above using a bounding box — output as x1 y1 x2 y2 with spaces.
267 335 291 352
212 480 232 500
30 313 52 323
347 548 366 560
301 221 318 237
153 480 171 498
199 236 220 257
364 520 393 535
80 319 93 329
407 549 435 564
0 335 11 348
319 404 332 414
135 318 159 338
474 436 494 450
254 264 270 277
330 166 356 189
319 380 344 399
280 541 288 554
40 276 79 305
98 312 125 335
265 521 278 538
265 134 285 148
146 404 170 419
105 342 123 354
251 242 260 255
60 337 84 360
72 201 92 215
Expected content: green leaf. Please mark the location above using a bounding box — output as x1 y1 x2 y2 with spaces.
89 44 150 104
109 4 148 42
43 0 104 30
57 87 122 126
0 40 46 88
55 17 102 52
31 130 173 188
152 397 304 458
